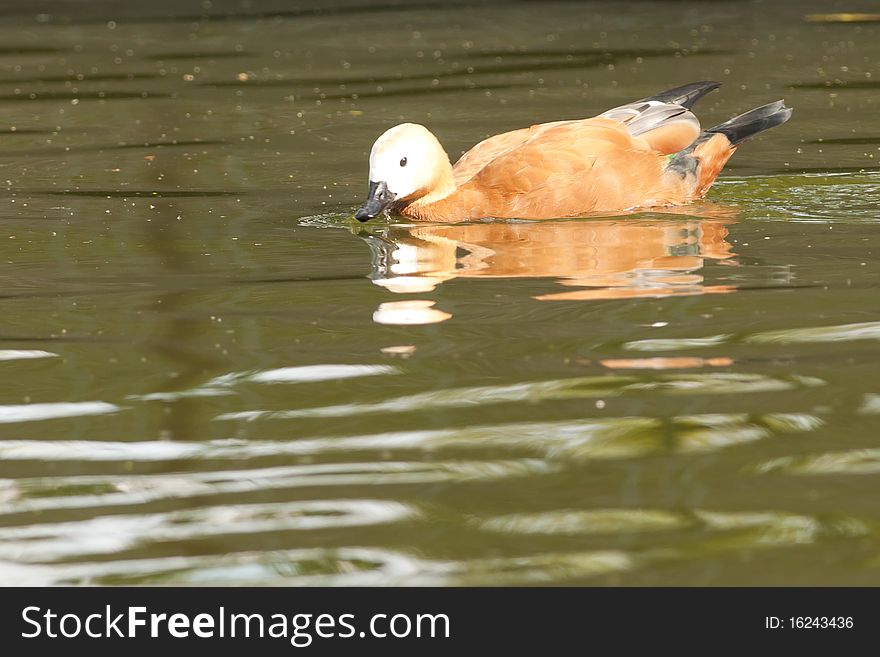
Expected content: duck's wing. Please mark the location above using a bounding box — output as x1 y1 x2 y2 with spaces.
452 120 576 185
455 81 719 187
600 82 720 154
601 101 701 154
459 118 677 217
452 127 530 185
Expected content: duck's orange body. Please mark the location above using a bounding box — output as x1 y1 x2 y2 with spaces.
356 82 791 223
405 118 728 221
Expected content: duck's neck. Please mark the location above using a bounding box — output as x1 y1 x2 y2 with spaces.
403 164 457 219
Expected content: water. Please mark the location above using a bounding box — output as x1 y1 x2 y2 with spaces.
1 0 879 585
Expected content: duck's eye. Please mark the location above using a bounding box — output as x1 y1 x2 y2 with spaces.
399 157 407 167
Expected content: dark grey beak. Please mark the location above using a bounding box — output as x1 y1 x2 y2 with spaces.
355 180 396 222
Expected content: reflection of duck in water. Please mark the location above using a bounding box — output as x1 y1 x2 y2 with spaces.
361 211 737 305
356 81 791 222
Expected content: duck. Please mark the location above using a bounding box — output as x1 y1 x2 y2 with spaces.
354 81 791 222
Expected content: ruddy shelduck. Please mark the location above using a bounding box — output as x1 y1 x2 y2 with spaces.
355 81 791 222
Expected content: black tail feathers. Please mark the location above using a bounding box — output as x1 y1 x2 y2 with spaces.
641 84 792 146
705 100 793 146
643 81 721 110
665 98 792 180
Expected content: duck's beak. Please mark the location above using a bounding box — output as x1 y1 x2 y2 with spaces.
355 180 396 222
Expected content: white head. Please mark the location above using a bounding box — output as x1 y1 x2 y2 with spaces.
355 123 451 221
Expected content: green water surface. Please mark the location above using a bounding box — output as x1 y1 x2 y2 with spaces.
1 0 879 585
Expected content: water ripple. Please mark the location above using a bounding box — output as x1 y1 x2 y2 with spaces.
0 500 416 563
860 394 880 414
131 364 400 401
208 364 399 386
0 547 633 587
216 376 633 421
4 502 869 585
0 548 410 586
0 459 553 515
481 509 689 535
623 335 731 352
0 349 58 361
755 449 880 475
0 412 824 464
623 373 823 395
0 401 120 424
480 507 870 549
623 322 880 353
746 321 880 344
216 372 821 422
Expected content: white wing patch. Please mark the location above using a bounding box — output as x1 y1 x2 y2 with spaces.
601 100 701 137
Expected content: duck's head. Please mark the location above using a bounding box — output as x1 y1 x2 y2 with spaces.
355 123 450 222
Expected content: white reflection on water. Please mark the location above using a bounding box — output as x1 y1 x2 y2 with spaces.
130 363 399 402
623 321 880 353
747 321 880 344
217 375 633 421
480 507 870 550
0 459 554 515
0 411 825 464
208 364 399 386
3 505 869 586
372 300 452 325
755 448 880 475
692 510 870 548
0 499 417 563
0 350 59 361
0 547 443 586
860 394 880 414
624 372 824 395
623 334 732 352
481 509 689 535
0 547 635 587
216 372 821 422
0 401 120 424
